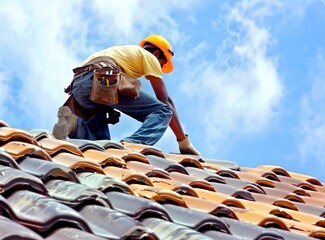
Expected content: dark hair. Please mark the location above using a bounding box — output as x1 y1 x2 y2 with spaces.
143 43 167 61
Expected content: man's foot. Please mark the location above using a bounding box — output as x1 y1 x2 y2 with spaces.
52 106 77 140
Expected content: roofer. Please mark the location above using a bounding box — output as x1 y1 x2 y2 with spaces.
52 34 200 155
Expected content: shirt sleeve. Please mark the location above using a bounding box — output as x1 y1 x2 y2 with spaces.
141 51 163 79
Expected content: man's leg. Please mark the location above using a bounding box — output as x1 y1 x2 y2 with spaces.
63 71 111 140
113 91 172 145
69 111 110 140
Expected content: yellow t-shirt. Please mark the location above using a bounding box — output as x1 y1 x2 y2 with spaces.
81 45 163 79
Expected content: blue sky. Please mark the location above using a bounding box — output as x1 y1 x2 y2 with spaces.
1 0 325 182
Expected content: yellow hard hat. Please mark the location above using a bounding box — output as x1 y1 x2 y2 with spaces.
140 34 174 74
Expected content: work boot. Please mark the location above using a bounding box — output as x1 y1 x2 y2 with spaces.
52 106 77 140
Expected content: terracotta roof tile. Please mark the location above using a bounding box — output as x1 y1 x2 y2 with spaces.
79 204 158 239
121 142 165 157
0 165 48 195
45 179 111 208
51 152 104 173
0 127 39 145
19 156 79 182
103 166 154 186
126 160 171 179
76 171 133 194
0 149 21 169
37 137 83 157
105 191 171 221
82 149 126 167
104 148 149 163
1 141 52 161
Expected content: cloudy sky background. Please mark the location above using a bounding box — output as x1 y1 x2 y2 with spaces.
1 0 325 181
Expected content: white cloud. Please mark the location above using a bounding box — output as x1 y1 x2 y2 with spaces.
180 0 283 154
298 53 325 166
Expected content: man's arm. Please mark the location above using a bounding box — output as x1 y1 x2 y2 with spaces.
146 75 200 155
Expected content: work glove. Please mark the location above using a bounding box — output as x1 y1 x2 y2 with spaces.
178 134 201 156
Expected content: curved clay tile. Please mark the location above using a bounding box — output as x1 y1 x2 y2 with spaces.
162 203 231 234
76 171 133 194
0 127 38 146
164 153 204 169
288 171 323 186
202 158 240 170
181 195 238 219
83 149 126 167
146 155 188 174
126 160 171 179
105 148 149 163
239 197 325 227
261 185 304 200
94 139 124 150
222 217 285 240
169 171 216 192
257 165 291 177
277 175 317 192
121 142 164 157
1 141 52 161
28 129 54 141
18 157 79 183
150 177 199 197
251 193 299 211
37 137 83 157
0 165 48 196
45 179 111 208
201 162 227 172
6 190 93 235
185 166 226 184
66 139 105 152
79 204 158 240
240 167 281 181
193 188 246 209
105 191 172 221
210 182 255 201
280 217 325 239
103 166 153 186
231 207 289 231
0 150 21 169
51 152 104 174
129 184 186 207
223 177 266 194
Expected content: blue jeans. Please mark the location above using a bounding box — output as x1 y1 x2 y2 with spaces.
70 71 172 145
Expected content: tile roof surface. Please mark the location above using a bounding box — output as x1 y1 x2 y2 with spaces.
0 122 324 239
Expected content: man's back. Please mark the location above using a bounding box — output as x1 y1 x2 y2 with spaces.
81 45 162 79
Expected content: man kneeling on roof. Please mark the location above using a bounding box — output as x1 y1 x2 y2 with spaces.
52 34 200 156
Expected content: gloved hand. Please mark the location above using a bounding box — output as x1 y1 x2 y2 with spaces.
178 134 201 156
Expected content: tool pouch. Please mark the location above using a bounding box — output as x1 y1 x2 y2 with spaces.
119 72 141 99
90 66 120 105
